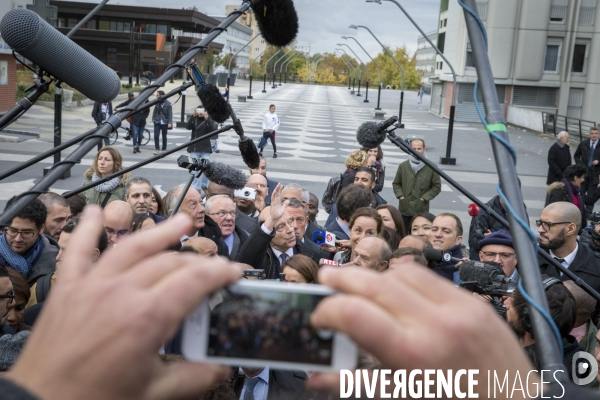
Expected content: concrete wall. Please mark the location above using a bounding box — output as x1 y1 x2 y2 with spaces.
507 105 544 132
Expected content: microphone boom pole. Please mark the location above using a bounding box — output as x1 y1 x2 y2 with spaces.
0 1 258 227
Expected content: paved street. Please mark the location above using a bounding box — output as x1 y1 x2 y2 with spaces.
0 79 570 237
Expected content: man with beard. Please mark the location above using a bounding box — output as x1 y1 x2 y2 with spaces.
537 202 600 294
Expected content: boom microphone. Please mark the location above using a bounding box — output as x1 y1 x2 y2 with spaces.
459 260 511 295
0 9 120 103
249 0 299 47
176 156 246 190
230 107 260 169
356 116 399 149
422 248 462 264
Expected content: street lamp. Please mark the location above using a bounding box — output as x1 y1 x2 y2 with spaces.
349 24 405 126
282 51 302 84
367 0 458 164
342 35 383 109
335 49 354 89
263 48 282 93
276 50 297 86
248 45 271 99
227 33 259 102
336 48 359 93
338 43 366 96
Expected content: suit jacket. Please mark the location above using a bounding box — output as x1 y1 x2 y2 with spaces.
547 142 572 185
149 212 165 224
325 218 350 241
91 101 113 125
305 220 324 241
232 369 324 400
198 216 229 258
235 224 320 279
539 242 600 294
236 211 258 234
265 177 279 207
229 226 249 260
574 139 600 185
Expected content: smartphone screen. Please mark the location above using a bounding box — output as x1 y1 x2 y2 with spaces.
207 285 333 365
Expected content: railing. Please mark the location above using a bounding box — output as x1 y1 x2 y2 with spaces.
542 112 597 142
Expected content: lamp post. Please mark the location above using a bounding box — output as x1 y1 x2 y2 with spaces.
342 35 382 109
335 50 353 89
313 56 324 84
349 24 404 124
276 50 297 86
336 48 359 93
263 48 282 93
272 49 292 88
367 0 458 164
227 33 259 102
282 52 302 84
338 43 366 97
248 45 271 99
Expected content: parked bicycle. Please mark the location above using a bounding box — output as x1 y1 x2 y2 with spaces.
108 126 151 146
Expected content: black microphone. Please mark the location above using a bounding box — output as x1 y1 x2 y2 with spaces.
250 0 299 47
176 156 246 190
0 9 120 103
229 107 260 169
459 260 511 295
356 116 399 149
422 248 462 264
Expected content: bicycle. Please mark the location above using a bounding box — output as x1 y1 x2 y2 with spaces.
108 126 151 146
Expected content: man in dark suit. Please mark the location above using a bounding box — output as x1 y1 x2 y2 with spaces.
91 100 113 149
205 195 249 260
547 131 572 185
538 202 600 294
231 367 320 400
205 181 257 234
249 155 279 206
235 185 319 279
325 185 373 241
574 126 600 216
285 199 332 260
124 176 164 224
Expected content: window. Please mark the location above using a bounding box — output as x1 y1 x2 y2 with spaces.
466 41 475 68
437 32 446 53
477 0 488 21
99 20 109 30
107 48 117 67
68 18 77 28
0 60 8 85
512 86 558 108
550 0 568 24
579 0 596 26
157 25 168 35
544 39 562 74
567 88 584 119
572 41 590 75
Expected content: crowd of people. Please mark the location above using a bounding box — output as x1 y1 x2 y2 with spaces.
2 117 600 398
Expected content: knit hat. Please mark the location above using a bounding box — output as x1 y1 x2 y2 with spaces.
478 229 513 249
0 330 30 371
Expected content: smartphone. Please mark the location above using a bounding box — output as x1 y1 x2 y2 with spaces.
182 280 357 372
196 107 204 114
234 187 257 200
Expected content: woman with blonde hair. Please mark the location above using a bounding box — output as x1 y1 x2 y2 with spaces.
341 150 369 188
81 146 130 206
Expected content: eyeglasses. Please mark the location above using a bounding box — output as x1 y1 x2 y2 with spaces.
209 211 236 218
535 220 571 231
104 227 129 237
275 219 294 232
0 289 14 305
480 251 515 261
4 227 37 239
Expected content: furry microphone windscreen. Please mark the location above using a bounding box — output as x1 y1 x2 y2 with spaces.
238 137 261 169
250 0 299 47
204 162 247 190
356 121 387 149
459 261 504 286
197 84 231 123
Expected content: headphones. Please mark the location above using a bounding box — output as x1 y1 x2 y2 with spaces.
520 277 563 338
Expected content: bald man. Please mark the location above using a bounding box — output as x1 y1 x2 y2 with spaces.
350 236 391 272
538 202 600 294
181 237 218 257
399 235 432 252
103 201 133 247
235 174 268 219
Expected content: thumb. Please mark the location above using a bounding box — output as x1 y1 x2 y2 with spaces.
148 362 230 400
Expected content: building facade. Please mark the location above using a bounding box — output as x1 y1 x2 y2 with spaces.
416 31 438 93
207 16 253 74
430 0 600 133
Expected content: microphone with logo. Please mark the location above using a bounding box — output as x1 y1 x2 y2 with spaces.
422 248 463 265
312 230 337 247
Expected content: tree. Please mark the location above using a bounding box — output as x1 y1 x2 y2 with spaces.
221 53 237 70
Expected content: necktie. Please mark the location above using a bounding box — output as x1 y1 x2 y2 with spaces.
280 252 289 266
590 142 596 166
244 377 260 400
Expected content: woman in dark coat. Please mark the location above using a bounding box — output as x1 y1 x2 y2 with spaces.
546 164 587 229
546 131 572 185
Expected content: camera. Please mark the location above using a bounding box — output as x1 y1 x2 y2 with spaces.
234 187 257 200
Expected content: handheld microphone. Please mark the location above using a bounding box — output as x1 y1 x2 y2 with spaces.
312 230 336 247
467 203 480 217
0 9 120 103
422 248 463 264
356 116 399 149
250 0 299 47
176 156 246 190
230 107 260 169
319 259 340 267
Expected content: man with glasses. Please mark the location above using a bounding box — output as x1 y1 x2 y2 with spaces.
235 184 319 279
204 195 248 260
103 201 133 248
538 202 600 294
478 230 518 282
0 198 58 284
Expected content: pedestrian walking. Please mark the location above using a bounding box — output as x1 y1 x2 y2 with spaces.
574 126 600 218
417 86 424 104
116 92 149 154
151 91 172 155
91 101 113 150
546 131 572 185
259 104 280 158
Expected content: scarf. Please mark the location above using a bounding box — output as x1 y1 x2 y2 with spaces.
92 172 120 193
0 233 44 277
562 178 584 215
410 153 427 174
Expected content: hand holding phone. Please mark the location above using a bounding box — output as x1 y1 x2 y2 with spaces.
234 187 257 201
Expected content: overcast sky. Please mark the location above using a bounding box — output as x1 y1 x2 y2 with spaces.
62 0 440 57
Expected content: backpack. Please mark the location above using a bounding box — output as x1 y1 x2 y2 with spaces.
321 173 344 214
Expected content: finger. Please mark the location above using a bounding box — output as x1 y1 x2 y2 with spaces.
306 372 340 395
60 206 104 283
96 214 192 277
148 362 230 400
318 267 438 318
149 258 242 331
119 253 198 289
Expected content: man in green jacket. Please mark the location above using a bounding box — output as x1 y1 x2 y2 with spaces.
392 139 441 229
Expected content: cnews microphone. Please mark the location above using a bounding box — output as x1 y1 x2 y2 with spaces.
467 203 480 217
0 9 120 103
356 116 399 149
319 259 340 267
422 248 463 264
176 156 246 190
312 230 336 247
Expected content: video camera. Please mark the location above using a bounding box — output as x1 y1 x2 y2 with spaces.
459 260 512 319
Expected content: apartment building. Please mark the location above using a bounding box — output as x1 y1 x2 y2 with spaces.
416 31 438 92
